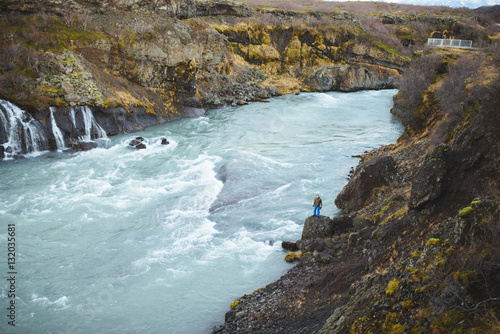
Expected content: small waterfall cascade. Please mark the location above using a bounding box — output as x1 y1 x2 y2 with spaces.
69 106 107 141
49 107 66 150
0 99 49 157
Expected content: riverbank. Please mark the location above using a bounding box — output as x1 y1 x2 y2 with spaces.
214 48 500 333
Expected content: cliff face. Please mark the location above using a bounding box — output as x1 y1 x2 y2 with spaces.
0 2 235 152
2 0 489 156
0 0 409 154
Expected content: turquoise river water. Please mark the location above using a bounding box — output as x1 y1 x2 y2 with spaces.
0 90 403 333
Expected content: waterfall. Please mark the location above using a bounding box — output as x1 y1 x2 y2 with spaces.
50 107 66 150
70 106 107 142
69 106 76 129
0 99 49 157
0 100 109 159
81 106 107 141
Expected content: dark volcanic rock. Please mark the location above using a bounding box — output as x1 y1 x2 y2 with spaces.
282 241 298 251
161 137 169 145
309 237 327 252
72 141 98 151
213 238 368 334
332 214 355 234
409 144 451 209
304 63 399 92
302 215 335 240
129 137 145 147
195 0 255 17
335 155 398 213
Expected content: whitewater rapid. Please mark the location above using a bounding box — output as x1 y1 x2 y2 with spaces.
0 90 403 333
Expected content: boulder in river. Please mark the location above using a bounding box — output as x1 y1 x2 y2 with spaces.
129 137 145 147
281 241 298 251
72 141 98 152
129 137 147 149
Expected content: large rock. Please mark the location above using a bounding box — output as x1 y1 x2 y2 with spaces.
304 63 399 92
302 215 335 240
409 144 452 209
195 0 255 17
71 140 98 152
335 155 398 213
332 214 354 234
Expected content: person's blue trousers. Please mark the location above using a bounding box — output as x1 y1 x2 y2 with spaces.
314 206 320 216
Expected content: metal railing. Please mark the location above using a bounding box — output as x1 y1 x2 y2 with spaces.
427 38 473 49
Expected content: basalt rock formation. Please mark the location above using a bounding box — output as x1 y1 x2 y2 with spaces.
305 64 400 92
0 0 255 18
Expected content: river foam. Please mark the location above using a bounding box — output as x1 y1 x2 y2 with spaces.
0 90 402 334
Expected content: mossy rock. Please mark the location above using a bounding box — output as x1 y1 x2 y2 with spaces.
470 200 481 207
426 238 440 247
285 250 302 263
459 206 473 218
385 279 400 296
230 300 239 310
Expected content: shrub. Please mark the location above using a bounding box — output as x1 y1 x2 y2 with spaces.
392 52 443 131
437 53 482 126
0 43 23 72
360 16 400 50
259 13 280 27
386 279 400 296
230 300 239 310
305 15 321 28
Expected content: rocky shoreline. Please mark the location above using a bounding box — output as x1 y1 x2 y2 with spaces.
213 47 500 333
213 215 365 333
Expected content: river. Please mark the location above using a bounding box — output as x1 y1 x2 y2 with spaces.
0 90 403 333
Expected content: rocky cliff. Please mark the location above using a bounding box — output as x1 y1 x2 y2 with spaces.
214 46 500 333
2 0 465 156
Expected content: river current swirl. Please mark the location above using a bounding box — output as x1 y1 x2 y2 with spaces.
0 90 403 333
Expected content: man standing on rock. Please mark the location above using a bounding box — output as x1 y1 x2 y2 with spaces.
313 194 322 217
